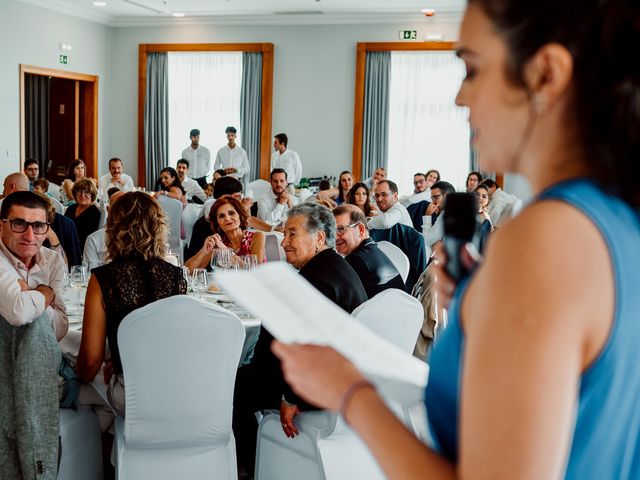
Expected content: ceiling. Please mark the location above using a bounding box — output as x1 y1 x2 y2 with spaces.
18 0 467 27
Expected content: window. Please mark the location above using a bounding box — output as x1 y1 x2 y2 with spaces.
387 51 469 195
167 52 242 175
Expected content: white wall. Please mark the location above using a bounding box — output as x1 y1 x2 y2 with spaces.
0 0 112 183
110 20 461 184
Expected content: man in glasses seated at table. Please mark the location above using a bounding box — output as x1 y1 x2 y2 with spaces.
0 191 68 341
334 204 406 298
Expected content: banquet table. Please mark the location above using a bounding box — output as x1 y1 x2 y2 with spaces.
59 286 261 366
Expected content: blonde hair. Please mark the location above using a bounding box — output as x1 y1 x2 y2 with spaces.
106 192 168 261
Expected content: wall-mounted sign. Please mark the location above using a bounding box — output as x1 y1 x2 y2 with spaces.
59 54 69 65
399 30 418 40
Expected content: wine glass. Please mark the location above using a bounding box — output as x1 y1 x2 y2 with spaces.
181 266 193 293
216 249 233 270
242 254 259 271
191 268 208 298
69 265 88 310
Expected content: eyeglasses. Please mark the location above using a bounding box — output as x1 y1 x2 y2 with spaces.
374 192 391 199
431 193 443 200
336 222 360 235
75 190 92 197
2 218 50 235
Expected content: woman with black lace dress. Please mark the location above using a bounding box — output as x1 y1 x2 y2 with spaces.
76 192 187 414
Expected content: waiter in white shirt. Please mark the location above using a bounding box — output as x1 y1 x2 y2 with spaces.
270 133 302 186
214 126 250 185
181 128 211 188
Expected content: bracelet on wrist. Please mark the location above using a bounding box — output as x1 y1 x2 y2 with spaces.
339 379 375 424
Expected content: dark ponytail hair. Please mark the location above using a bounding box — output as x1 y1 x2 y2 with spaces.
470 0 640 207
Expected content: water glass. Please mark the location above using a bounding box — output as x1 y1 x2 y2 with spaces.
216 248 233 270
242 254 259 271
181 266 193 292
69 265 88 309
192 268 208 297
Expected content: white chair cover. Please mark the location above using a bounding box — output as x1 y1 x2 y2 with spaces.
114 296 245 480
246 179 272 201
182 203 202 247
48 181 62 201
157 195 183 256
255 289 423 480
376 240 410 283
58 406 103 480
264 231 285 262
50 196 64 214
97 202 107 228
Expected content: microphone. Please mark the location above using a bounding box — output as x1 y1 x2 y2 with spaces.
443 193 478 282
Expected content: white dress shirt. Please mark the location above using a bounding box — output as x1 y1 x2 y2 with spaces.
422 213 444 258
400 189 431 207
215 144 250 181
181 176 206 202
270 149 302 185
0 241 68 341
257 191 300 226
181 145 212 179
83 227 107 268
98 173 135 192
367 202 413 230
488 188 518 227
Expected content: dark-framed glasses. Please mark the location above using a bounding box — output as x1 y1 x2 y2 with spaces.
2 218 50 235
336 222 360 235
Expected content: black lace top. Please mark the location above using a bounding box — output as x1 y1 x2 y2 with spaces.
92 256 187 374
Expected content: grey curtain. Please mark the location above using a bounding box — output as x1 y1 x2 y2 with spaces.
361 51 390 180
470 128 479 171
240 52 263 183
24 74 50 175
144 52 169 187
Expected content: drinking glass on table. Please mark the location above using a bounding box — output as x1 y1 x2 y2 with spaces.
69 265 88 310
216 248 233 270
181 266 193 293
242 254 259 271
192 268 208 298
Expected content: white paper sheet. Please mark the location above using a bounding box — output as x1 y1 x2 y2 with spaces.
216 263 428 405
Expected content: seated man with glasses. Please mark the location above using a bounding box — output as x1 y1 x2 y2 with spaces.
0 191 68 340
422 180 456 257
368 179 413 230
334 204 406 298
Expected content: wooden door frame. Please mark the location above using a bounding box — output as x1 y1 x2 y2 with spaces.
138 43 274 187
19 64 99 178
351 42 456 182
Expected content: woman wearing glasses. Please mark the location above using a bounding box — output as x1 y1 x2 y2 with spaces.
64 178 100 250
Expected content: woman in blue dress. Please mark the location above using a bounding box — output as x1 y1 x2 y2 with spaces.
273 0 640 478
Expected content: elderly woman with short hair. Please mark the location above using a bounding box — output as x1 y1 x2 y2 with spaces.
64 177 101 250
233 203 367 477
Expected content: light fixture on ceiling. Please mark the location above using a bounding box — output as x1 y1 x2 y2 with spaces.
93 1 107 6
421 8 436 16
172 12 185 17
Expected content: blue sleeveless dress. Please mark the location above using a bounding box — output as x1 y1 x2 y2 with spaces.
424 179 640 478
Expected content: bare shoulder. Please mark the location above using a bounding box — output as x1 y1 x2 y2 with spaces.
463 199 613 367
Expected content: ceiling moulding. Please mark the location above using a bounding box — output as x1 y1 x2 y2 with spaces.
17 0 116 26
111 11 464 28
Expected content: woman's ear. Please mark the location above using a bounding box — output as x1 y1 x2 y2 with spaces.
524 43 574 114
315 229 327 247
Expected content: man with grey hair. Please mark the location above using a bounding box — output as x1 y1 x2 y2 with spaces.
333 204 406 297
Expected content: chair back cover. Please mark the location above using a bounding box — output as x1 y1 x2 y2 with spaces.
50 196 64 214
351 289 423 353
247 179 272 201
181 203 201 247
157 195 183 255
264 231 285 262
117 296 245 450
376 240 410 283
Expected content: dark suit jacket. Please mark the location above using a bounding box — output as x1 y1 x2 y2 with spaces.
47 213 82 267
250 248 368 409
370 223 426 292
345 237 406 298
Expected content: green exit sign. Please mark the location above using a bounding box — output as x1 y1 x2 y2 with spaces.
399 30 418 40
59 54 69 65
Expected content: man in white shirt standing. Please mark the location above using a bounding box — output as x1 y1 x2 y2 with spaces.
270 133 302 185
214 126 250 185
98 157 135 193
176 159 206 204
368 180 413 230
181 128 211 187
0 191 68 341
257 168 299 228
